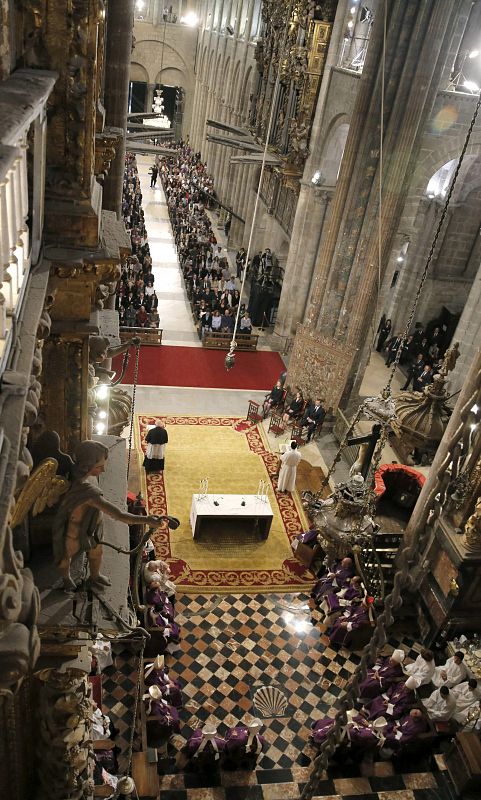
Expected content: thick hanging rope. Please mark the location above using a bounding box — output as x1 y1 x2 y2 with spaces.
126 343 140 480
374 0 387 337
302 89 481 799
225 0 296 369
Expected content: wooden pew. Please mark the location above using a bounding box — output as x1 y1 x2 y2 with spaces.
119 326 163 346
202 331 258 351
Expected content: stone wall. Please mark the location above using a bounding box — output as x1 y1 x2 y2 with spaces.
131 19 198 135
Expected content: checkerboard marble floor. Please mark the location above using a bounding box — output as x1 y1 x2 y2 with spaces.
102 593 455 800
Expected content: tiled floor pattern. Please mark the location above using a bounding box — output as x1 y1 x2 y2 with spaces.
102 593 454 800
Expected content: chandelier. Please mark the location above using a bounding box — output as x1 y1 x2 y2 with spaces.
146 88 170 129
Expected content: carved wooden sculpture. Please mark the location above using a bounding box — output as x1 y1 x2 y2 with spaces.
13 440 161 590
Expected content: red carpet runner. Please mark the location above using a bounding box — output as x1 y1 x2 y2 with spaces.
114 345 285 390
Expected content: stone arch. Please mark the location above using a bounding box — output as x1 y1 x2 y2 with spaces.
229 59 241 108
130 62 149 83
199 44 208 79
155 66 187 87
317 115 350 186
134 39 191 83
239 65 253 120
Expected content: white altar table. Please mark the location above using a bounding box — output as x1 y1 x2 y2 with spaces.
189 494 273 540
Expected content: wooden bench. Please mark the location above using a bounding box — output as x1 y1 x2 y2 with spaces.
202 331 258 351
119 326 163 346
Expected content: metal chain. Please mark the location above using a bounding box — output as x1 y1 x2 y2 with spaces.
127 343 140 481
127 637 146 777
320 407 364 489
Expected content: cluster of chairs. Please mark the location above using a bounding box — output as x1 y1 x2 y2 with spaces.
246 389 328 445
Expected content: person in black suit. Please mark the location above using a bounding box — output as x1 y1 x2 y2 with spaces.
385 335 402 367
300 398 326 442
413 364 433 392
401 353 424 391
376 318 392 352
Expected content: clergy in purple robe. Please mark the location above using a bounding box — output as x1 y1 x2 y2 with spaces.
310 713 380 752
149 610 180 640
144 657 183 708
146 587 175 618
184 724 226 765
145 692 180 742
311 557 354 603
225 719 266 759
359 649 406 699
328 596 375 646
383 709 429 751
310 715 335 746
320 576 363 617
365 675 419 720
297 529 319 546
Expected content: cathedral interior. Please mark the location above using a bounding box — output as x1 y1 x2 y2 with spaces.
2 1 481 799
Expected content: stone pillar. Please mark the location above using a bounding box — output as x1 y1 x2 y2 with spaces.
146 82 156 113
103 0 135 216
287 0 462 411
275 184 333 338
449 259 481 395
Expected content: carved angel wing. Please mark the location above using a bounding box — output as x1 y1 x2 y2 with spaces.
10 458 70 528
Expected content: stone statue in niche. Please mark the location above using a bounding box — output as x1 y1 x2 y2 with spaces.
12 440 161 591
463 496 481 550
287 118 310 167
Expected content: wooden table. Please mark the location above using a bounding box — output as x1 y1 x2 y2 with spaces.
190 494 274 540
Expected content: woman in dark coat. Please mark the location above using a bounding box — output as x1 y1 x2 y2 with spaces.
143 419 168 473
376 318 392 352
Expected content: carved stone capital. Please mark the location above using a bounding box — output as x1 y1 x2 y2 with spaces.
48 258 121 322
94 127 123 184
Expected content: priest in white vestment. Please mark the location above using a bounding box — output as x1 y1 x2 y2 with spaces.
403 649 435 686
432 652 467 688
423 685 456 722
278 441 302 493
451 679 481 723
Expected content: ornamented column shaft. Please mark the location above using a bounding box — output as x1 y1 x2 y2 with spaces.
103 0 135 216
288 0 461 409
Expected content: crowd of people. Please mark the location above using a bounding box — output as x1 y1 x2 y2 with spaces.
376 316 450 392
306 556 480 760
115 153 160 329
150 142 254 338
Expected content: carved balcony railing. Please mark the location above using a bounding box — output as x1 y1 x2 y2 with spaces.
0 68 57 374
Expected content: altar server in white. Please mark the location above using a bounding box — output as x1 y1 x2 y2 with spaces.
403 649 435 686
278 441 302 493
423 685 456 722
451 679 481 723
432 651 467 688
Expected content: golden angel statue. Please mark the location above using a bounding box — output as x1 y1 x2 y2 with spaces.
13 439 166 591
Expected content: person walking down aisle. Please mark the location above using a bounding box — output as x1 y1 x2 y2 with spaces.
150 162 158 188
278 441 301 493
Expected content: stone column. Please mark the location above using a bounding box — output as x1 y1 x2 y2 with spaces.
287 0 462 411
275 184 333 338
146 82 156 113
449 260 481 395
103 0 135 216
